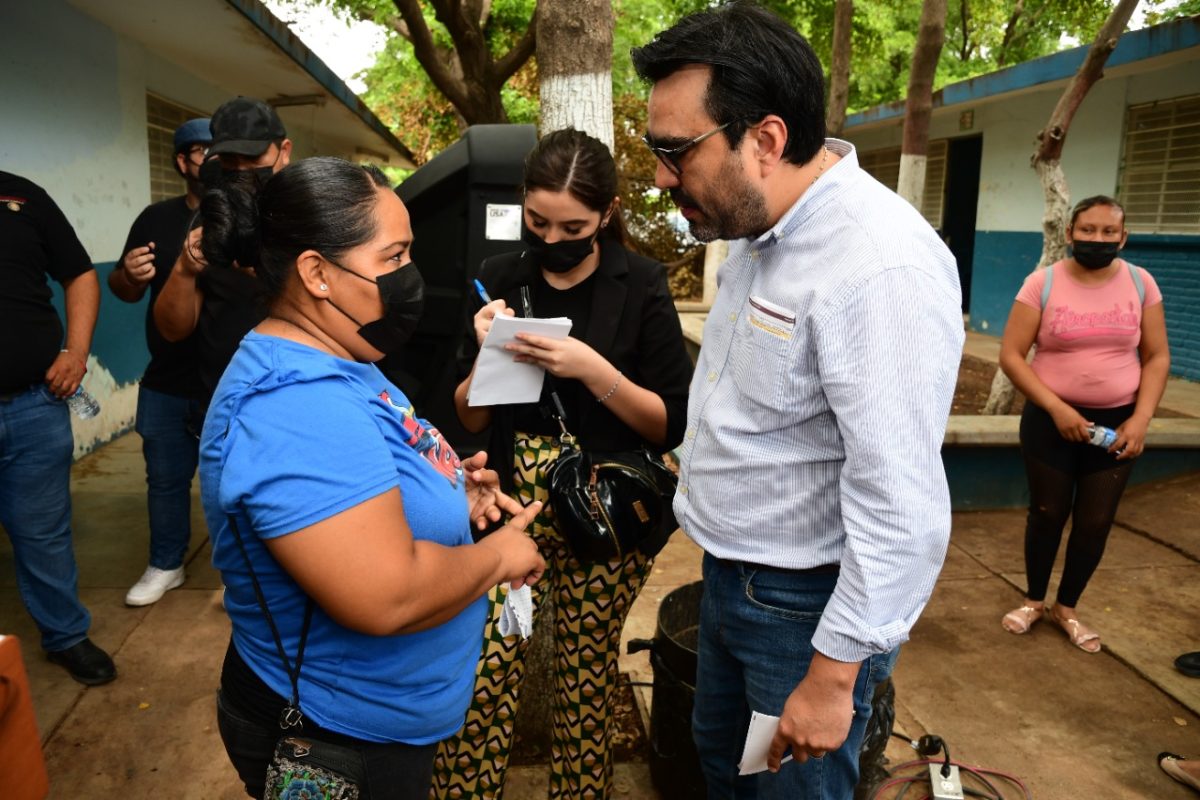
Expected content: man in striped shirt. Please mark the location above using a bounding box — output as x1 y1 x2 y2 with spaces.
633 5 964 799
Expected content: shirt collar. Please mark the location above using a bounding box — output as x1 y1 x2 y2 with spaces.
751 138 858 250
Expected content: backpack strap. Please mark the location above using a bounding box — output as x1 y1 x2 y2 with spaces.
1127 261 1146 306
1040 263 1054 310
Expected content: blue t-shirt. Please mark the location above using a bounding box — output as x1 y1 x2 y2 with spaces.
199 332 484 744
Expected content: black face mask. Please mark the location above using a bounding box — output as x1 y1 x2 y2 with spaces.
521 226 600 274
325 261 425 356
1070 240 1121 270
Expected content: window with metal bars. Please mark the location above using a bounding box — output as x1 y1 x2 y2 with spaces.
857 139 948 229
1117 94 1200 235
146 93 208 203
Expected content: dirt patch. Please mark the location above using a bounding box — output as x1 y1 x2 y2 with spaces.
509 672 648 766
952 355 1025 416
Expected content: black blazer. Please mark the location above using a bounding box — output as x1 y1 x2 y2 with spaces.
458 238 693 491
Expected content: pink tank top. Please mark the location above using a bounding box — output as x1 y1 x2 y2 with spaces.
1014 259 1162 408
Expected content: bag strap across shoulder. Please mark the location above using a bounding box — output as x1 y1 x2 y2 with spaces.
227 513 314 731
1041 259 1145 309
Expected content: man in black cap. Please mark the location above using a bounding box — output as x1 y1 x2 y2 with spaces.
110 118 211 607
154 97 291 401
0 171 114 685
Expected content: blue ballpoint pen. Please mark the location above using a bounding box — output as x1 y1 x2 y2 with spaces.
473 278 492 304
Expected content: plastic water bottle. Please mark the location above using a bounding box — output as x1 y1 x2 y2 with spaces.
66 386 100 419
1088 424 1118 449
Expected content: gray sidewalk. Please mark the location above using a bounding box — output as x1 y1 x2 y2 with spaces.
3 429 1200 797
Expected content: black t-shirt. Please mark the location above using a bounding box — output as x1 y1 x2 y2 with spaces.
120 196 202 398
511 272 595 436
195 265 266 402
0 171 93 394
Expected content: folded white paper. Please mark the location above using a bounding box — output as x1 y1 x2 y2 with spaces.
498 584 533 639
467 314 573 406
738 711 794 775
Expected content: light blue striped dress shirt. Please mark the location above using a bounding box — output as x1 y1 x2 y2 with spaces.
675 139 965 663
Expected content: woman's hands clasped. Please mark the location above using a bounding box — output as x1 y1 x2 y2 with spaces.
462 452 545 589
507 333 604 380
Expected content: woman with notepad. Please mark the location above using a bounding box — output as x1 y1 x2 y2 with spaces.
436 128 693 799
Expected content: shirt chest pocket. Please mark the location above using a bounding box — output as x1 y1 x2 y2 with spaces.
728 295 796 418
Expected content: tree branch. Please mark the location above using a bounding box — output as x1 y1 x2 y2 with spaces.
392 0 470 111
997 0 1024 66
1033 0 1140 163
494 6 538 84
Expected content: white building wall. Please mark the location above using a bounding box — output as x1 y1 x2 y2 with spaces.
848 58 1199 235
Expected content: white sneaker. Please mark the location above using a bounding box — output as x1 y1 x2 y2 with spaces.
125 566 186 606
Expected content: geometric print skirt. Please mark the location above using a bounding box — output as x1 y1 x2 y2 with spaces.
430 432 653 800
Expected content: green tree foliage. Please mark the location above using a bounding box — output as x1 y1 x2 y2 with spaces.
295 0 1170 299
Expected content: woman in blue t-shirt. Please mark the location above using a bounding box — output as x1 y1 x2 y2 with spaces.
194 157 545 799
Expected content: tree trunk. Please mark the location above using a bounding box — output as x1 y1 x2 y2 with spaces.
896 0 947 209
390 0 536 127
826 0 853 137
983 0 1140 414
536 0 614 148
512 0 614 763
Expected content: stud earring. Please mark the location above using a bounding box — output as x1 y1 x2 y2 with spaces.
319 284 328 291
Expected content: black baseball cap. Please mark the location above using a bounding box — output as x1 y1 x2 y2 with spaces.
207 97 287 157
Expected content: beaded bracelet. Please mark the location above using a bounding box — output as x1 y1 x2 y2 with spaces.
596 372 622 403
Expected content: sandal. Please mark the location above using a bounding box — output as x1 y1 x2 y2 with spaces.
1050 609 1101 653
1001 605 1044 635
1158 752 1200 791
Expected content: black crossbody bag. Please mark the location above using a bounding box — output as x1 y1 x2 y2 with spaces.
542 390 679 562
227 514 365 799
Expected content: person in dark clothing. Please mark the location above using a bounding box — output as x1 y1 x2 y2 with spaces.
0 171 114 685
153 97 291 401
433 128 693 800
110 118 210 606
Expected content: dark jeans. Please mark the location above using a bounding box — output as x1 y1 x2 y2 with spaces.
216 644 438 799
0 385 90 651
693 554 898 800
135 387 202 569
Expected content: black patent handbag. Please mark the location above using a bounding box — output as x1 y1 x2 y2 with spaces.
543 393 678 562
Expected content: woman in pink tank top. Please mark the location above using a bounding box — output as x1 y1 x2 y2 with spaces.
996 196 1170 653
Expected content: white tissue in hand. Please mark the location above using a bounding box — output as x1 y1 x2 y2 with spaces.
498 584 533 639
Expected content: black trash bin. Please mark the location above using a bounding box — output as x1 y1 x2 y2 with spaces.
628 580 707 800
382 124 537 446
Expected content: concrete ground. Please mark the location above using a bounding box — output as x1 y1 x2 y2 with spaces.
3 348 1199 797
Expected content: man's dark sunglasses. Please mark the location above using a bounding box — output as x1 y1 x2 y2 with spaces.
642 121 733 176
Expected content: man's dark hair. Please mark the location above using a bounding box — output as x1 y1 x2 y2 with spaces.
631 1 826 165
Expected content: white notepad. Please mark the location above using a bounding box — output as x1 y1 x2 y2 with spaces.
467 314 573 406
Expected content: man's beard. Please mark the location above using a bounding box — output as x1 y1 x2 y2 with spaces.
673 156 771 243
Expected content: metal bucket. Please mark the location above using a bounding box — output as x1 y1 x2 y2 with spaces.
627 580 707 800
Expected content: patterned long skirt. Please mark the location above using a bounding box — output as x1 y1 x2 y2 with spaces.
430 433 653 800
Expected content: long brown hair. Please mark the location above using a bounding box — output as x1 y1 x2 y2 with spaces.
523 128 627 245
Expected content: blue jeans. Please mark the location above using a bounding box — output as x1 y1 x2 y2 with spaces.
693 554 899 800
135 387 201 570
0 385 91 651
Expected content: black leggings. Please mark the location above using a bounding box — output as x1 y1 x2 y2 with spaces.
1019 402 1137 608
